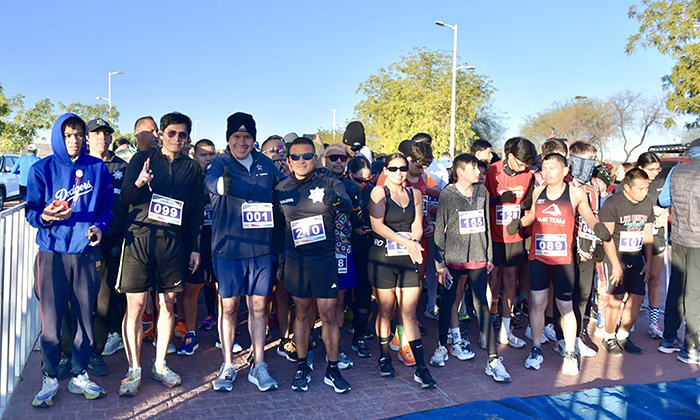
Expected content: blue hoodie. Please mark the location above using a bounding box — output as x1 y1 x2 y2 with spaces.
25 113 114 254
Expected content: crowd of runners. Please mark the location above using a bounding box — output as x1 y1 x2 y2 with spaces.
23 110 700 408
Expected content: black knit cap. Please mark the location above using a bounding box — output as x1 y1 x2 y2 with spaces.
226 112 257 141
342 121 366 147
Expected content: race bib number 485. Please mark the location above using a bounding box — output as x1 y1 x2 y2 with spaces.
291 215 326 247
242 203 274 229
459 210 485 234
496 204 520 226
535 233 567 257
148 194 184 226
619 230 644 253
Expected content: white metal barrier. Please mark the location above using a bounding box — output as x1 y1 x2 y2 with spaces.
0 204 40 414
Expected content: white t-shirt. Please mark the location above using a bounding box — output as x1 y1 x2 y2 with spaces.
236 154 253 172
426 159 449 190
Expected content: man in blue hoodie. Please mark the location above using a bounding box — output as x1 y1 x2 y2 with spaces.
26 113 114 407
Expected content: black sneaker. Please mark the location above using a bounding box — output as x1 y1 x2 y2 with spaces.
619 338 643 355
602 338 624 357
276 339 299 362
658 338 683 354
58 357 72 380
490 314 501 330
351 339 372 358
88 353 109 377
291 365 311 392
378 356 395 377
323 368 351 393
414 366 436 389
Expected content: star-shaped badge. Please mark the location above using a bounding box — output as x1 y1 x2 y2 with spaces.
113 169 123 180
256 163 263 171
309 186 325 203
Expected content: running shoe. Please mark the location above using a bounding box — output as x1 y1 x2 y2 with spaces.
351 338 372 358
498 328 526 349
57 356 72 380
398 345 416 366
413 366 436 389
576 337 598 357
543 323 558 342
174 320 187 338
524 347 544 370
213 363 235 392
490 313 501 329
178 332 199 356
276 339 298 362
327 350 353 370
152 339 177 355
307 349 314 371
485 357 511 383
390 334 401 351
677 348 700 365
525 325 548 344
88 353 109 376
119 370 141 397
199 314 217 331
143 324 155 341
324 368 352 393
648 323 664 340
561 351 579 376
449 339 475 361
430 345 448 367
619 337 643 355
602 337 624 357
553 339 566 357
215 338 243 354
68 370 105 400
378 356 395 377
458 302 469 321
32 374 59 407
248 362 278 392
291 365 311 392
151 362 181 388
423 307 439 321
102 332 124 356
658 338 683 354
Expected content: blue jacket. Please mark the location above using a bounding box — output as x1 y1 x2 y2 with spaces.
11 153 40 187
205 148 284 260
25 113 114 254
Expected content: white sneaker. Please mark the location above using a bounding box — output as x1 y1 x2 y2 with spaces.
32 374 59 407
449 340 475 361
576 337 597 357
68 370 105 400
498 328 526 349
485 357 511 383
102 332 124 356
429 345 449 367
152 340 177 354
553 339 566 357
562 351 579 376
525 347 544 370
525 325 548 344
544 323 557 342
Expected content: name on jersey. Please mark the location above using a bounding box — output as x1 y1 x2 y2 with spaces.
55 180 93 203
279 198 294 204
619 214 648 225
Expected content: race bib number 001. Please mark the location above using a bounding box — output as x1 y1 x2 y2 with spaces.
386 232 412 257
459 210 486 234
496 204 520 226
148 194 184 226
535 233 568 257
291 215 326 247
619 230 644 253
203 203 213 226
242 203 274 229
336 253 348 274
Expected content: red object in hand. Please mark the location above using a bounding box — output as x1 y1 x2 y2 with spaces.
51 200 71 211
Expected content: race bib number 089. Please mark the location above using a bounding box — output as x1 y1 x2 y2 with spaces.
496 204 520 226
291 215 326 247
242 203 274 229
535 233 567 257
148 194 184 226
619 230 644 253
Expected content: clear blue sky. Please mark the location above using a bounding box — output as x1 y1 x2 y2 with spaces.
0 1 674 155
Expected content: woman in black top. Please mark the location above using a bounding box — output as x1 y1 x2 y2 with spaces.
367 153 436 388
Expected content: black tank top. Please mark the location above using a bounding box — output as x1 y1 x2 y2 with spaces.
376 186 415 238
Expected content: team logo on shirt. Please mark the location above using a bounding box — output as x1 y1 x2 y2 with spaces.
309 187 325 203
542 204 562 217
55 180 94 203
113 169 123 180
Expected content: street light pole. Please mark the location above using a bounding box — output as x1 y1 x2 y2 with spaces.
436 20 458 157
107 71 124 121
329 108 336 141
193 120 202 141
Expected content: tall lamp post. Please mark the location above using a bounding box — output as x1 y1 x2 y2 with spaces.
96 71 124 121
193 120 203 141
435 20 458 157
328 108 336 141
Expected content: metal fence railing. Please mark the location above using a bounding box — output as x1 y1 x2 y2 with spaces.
0 203 40 414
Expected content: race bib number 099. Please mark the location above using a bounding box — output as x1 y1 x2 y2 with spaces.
386 232 411 257
291 215 326 247
535 233 567 257
148 194 184 226
242 203 274 229
496 204 520 226
619 231 644 253
459 210 486 234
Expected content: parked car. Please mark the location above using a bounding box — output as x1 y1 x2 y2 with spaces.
0 153 21 210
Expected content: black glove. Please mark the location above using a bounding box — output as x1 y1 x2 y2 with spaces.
217 167 231 195
593 222 611 242
323 188 341 207
507 218 522 235
499 190 516 204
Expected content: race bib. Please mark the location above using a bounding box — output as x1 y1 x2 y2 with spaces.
203 203 213 226
577 219 597 240
336 253 348 274
148 194 184 226
459 210 486 234
242 202 274 229
291 215 326 247
386 232 412 257
535 233 567 257
496 204 520 226
619 230 644 253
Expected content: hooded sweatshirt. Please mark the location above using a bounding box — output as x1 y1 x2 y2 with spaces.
25 113 114 254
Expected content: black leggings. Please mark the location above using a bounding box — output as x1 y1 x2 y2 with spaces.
554 254 596 340
438 267 496 357
352 243 372 340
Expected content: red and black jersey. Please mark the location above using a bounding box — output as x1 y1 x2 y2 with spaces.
529 184 576 265
485 160 534 243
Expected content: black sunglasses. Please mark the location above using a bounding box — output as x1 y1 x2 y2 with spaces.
351 174 372 184
386 166 409 172
290 153 315 161
327 154 348 163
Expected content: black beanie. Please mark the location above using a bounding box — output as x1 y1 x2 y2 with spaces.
226 112 257 141
342 121 366 147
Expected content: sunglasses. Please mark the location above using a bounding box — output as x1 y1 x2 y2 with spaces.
290 153 315 161
350 145 362 152
264 145 286 154
386 166 409 172
327 154 348 163
164 130 188 140
351 174 372 184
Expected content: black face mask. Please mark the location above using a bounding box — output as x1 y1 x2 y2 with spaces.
570 155 596 183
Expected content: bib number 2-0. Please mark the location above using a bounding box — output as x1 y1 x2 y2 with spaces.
242 203 274 229
291 215 326 247
148 194 184 226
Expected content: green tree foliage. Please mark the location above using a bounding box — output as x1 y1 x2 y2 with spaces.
627 1 700 121
354 47 496 155
0 84 55 152
59 102 120 127
315 127 346 145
